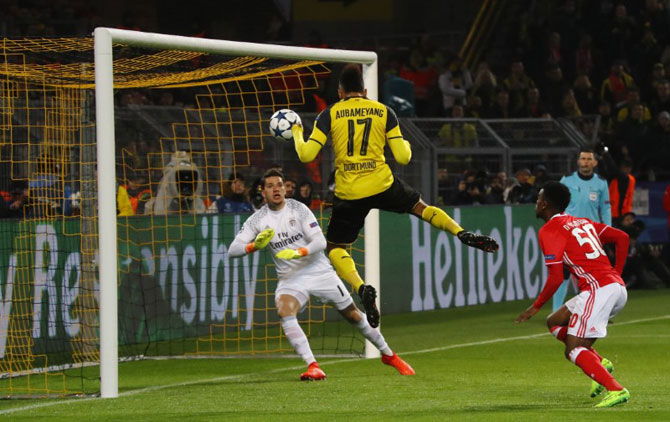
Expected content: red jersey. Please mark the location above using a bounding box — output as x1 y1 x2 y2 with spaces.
534 213 629 309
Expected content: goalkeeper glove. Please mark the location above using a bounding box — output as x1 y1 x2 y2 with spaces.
245 228 275 253
457 230 499 253
275 248 308 260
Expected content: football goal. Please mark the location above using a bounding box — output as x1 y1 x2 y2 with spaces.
0 28 380 399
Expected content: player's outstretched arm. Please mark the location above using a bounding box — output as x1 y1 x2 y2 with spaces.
516 263 564 322
292 125 322 163
457 230 499 253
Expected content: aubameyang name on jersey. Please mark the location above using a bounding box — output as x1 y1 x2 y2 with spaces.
562 219 589 230
335 107 384 119
271 233 304 249
343 161 376 171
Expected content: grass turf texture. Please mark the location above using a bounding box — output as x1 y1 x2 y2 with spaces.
1 289 668 421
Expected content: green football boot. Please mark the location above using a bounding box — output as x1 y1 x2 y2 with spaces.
590 358 614 398
594 388 630 408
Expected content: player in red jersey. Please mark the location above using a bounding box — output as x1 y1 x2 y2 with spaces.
516 181 631 408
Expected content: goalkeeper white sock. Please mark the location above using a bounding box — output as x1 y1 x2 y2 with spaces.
281 316 315 365
356 316 392 356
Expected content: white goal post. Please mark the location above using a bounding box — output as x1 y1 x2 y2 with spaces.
94 27 381 398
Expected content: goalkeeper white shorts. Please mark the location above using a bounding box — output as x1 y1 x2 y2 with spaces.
275 271 353 311
565 282 627 338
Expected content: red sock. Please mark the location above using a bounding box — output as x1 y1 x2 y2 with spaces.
550 325 567 343
570 347 622 391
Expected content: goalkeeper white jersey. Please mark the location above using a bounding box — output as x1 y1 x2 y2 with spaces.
229 199 335 280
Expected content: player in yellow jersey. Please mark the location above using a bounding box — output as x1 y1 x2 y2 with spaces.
292 64 499 327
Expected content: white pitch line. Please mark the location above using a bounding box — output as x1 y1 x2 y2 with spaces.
0 314 667 416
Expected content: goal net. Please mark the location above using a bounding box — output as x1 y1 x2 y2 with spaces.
0 30 378 398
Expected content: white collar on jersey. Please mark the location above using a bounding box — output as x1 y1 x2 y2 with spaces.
549 213 567 220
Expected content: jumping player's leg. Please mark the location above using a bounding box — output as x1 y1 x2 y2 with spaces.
327 242 364 292
338 303 415 375
411 200 463 236
276 294 325 380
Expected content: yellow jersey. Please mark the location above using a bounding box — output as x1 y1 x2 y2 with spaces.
308 97 407 200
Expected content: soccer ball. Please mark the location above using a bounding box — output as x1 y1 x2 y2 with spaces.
269 109 302 141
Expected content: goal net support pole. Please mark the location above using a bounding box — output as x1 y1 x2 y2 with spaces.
93 27 380 398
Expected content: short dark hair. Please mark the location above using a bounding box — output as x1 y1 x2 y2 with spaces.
542 181 571 212
261 168 284 187
579 145 595 155
339 64 364 93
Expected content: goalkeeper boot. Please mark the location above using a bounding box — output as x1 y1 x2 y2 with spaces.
590 358 614 398
300 362 326 381
594 388 629 408
382 352 416 376
358 285 380 328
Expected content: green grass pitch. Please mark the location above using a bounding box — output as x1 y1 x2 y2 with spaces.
1 289 668 421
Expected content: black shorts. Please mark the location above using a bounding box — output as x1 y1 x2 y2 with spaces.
326 177 421 244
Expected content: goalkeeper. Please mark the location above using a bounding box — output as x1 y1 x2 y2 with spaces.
228 168 415 381
291 63 499 328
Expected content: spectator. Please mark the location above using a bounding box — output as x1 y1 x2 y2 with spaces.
617 212 670 289
607 4 636 62
436 168 452 206
209 173 254 213
438 54 472 115
284 178 297 198
572 74 597 114
507 168 538 204
616 86 651 122
520 87 549 118
437 105 477 148
597 100 616 147
643 63 666 104
450 178 473 206
295 180 313 208
503 60 536 116
574 33 600 79
145 151 206 215
249 177 265 210
1 180 28 218
649 79 670 117
117 183 134 216
485 88 513 118
471 62 497 113
633 25 662 92
600 61 636 109
616 103 651 163
532 164 551 190
542 32 565 69
640 110 670 180
556 88 582 117
608 158 636 222
484 174 505 204
539 63 568 116
465 94 484 118
399 49 439 117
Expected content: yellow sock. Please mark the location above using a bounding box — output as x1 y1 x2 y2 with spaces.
328 248 364 291
421 205 463 235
